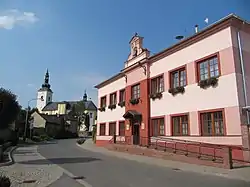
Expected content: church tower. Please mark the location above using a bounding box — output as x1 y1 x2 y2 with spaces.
37 69 53 112
83 90 88 102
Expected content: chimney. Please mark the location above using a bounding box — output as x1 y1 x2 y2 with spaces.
195 25 198 33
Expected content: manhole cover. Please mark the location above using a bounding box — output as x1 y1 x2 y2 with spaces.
23 180 36 183
72 176 85 180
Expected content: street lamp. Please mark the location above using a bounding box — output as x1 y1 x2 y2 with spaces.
23 96 44 141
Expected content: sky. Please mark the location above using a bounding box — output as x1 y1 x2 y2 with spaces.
0 0 249 108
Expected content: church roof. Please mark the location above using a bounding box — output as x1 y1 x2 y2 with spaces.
42 100 97 112
38 87 53 93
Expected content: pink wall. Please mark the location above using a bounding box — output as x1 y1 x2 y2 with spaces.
126 66 148 86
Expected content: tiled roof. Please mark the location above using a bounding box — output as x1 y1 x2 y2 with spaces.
42 100 97 112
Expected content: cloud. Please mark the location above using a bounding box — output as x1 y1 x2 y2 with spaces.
0 9 38 29
27 83 35 88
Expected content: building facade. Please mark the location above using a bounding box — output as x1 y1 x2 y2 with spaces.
36 70 97 132
95 14 250 149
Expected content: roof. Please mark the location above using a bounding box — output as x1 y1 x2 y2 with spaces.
42 100 97 112
94 14 249 89
123 110 142 120
38 87 53 93
40 113 77 124
40 114 62 125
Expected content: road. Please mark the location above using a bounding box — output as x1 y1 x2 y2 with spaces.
26 139 250 187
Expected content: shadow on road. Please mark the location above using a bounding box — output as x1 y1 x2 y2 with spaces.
18 140 58 147
17 157 101 165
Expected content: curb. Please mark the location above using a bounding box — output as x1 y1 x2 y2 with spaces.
0 146 17 167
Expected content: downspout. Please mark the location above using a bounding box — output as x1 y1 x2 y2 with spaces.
237 30 250 124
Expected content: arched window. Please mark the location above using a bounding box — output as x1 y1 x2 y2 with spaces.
133 47 138 57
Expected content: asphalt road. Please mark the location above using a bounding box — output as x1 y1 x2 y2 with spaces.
33 139 250 187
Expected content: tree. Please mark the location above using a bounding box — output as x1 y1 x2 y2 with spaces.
0 88 20 129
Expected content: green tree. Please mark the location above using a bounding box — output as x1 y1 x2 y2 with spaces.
72 101 89 131
0 88 21 129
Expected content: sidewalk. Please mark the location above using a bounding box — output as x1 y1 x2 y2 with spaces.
0 144 63 187
77 139 250 182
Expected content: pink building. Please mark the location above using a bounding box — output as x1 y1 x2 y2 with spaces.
94 14 250 152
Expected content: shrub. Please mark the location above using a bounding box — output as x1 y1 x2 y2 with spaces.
31 136 41 142
0 175 11 187
39 134 51 141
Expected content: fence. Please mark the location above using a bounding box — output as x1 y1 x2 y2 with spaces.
110 135 250 169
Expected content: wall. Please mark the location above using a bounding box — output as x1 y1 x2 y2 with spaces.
95 23 250 146
58 104 66 114
37 91 53 112
32 112 46 128
231 27 250 122
97 77 126 123
40 110 58 115
125 51 149 68
97 77 126 140
149 27 242 145
88 109 97 131
124 66 150 144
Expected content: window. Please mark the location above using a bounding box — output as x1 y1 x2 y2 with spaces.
198 56 219 81
89 113 92 118
131 84 140 99
100 96 106 108
172 115 189 136
119 121 125 136
151 75 164 94
109 92 117 105
200 111 224 136
119 89 125 103
109 122 116 136
48 97 51 101
99 123 106 135
170 68 186 88
151 118 165 136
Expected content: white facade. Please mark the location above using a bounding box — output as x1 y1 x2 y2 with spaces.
37 90 53 112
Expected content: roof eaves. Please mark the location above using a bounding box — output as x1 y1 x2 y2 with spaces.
94 72 124 89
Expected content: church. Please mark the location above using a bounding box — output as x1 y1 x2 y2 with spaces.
33 69 97 133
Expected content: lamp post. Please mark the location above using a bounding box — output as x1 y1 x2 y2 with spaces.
23 96 43 141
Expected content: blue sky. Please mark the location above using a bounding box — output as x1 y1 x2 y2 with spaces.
0 0 249 108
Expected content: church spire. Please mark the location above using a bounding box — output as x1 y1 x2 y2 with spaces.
83 90 87 102
41 69 51 89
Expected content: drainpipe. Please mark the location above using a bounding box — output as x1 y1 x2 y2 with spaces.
237 30 250 124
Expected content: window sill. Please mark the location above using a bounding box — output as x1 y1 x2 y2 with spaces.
198 76 219 89
129 98 140 105
168 86 185 95
150 92 163 100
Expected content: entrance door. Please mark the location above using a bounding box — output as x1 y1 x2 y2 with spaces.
132 123 140 145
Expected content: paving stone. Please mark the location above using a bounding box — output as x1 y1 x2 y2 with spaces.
0 145 63 187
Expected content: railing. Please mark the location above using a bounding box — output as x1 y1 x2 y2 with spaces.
111 135 250 168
